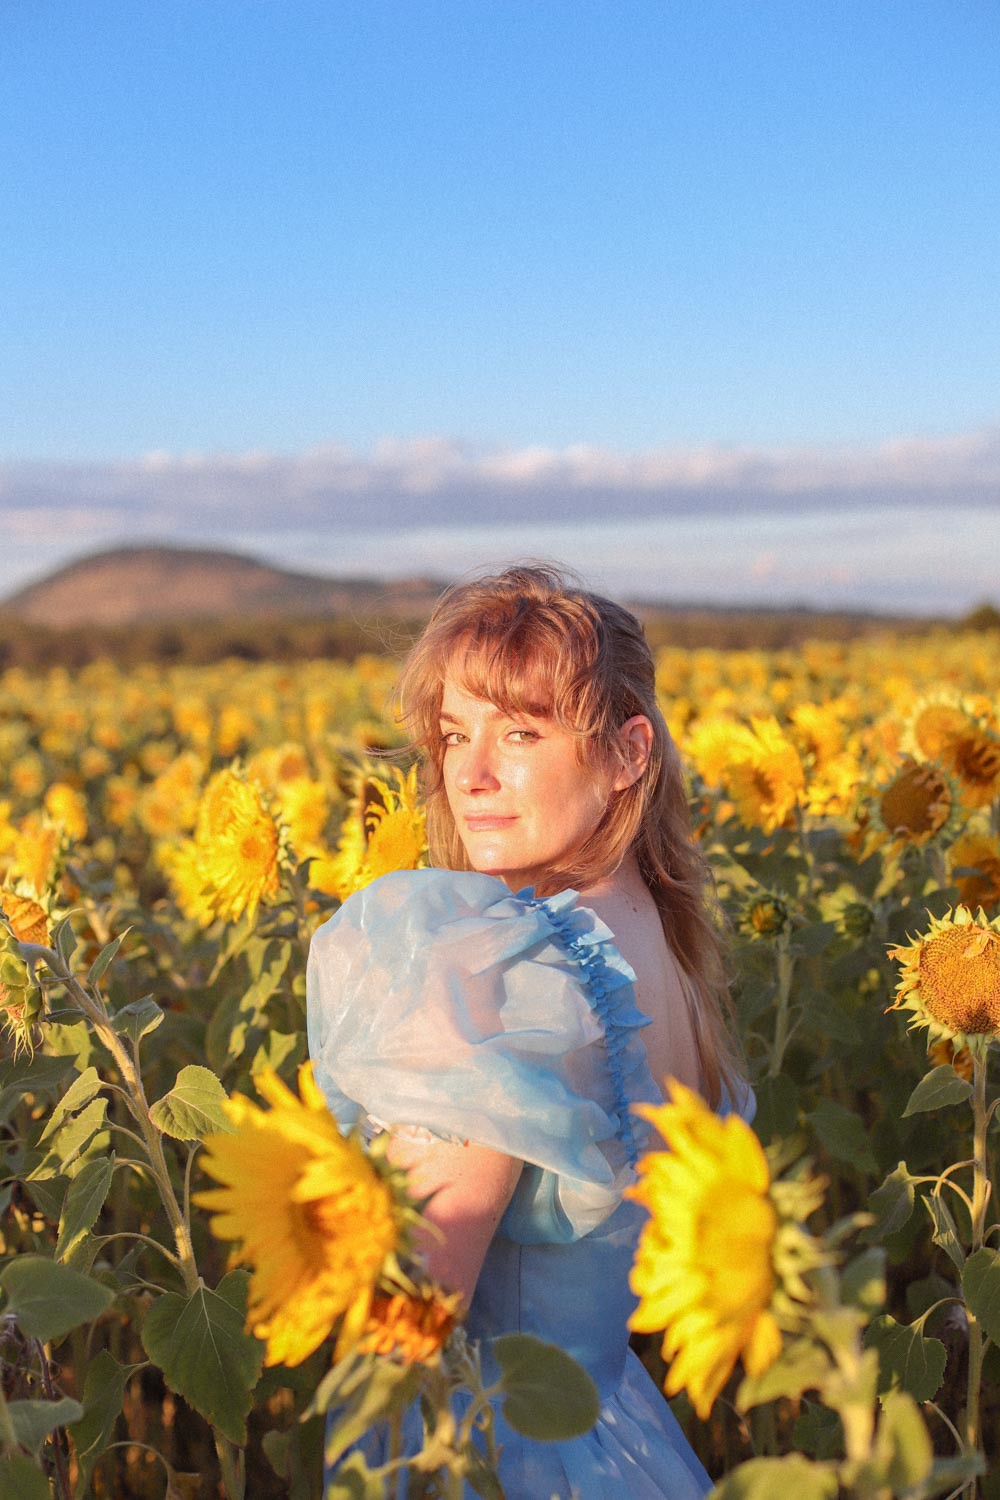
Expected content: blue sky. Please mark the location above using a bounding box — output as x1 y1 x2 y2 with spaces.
2 1 998 611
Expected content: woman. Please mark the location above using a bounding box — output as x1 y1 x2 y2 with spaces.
307 564 746 1497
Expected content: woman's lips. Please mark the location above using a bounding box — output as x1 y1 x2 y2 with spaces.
464 815 517 830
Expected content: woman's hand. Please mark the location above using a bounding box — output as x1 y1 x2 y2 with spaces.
387 1130 523 1302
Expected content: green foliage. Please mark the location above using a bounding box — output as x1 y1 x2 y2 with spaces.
863 1316 947 1404
902 1064 973 1116
140 1271 264 1444
0 1255 114 1342
148 1063 233 1140
494 1332 601 1440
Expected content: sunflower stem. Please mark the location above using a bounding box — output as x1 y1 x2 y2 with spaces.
963 1054 989 1487
767 931 795 1077
215 1434 245 1500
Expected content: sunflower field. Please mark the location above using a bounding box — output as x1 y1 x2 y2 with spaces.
2 628 1000 1498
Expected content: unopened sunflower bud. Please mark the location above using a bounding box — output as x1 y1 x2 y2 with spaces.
840 900 875 938
740 892 791 940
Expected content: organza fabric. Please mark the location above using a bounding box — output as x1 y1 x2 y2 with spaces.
307 868 719 1498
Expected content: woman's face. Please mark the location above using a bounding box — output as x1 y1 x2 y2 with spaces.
439 675 640 892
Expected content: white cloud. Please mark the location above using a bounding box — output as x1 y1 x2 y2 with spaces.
0 424 997 545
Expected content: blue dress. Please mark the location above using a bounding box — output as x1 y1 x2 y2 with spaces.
307 867 716 1499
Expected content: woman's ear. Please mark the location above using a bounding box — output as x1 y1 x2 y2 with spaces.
612 715 654 791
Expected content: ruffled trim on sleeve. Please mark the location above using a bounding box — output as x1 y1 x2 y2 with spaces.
519 887 653 1169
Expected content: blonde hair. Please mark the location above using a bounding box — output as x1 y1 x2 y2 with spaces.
397 563 742 1108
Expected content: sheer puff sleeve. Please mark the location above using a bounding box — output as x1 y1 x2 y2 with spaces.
306 868 656 1242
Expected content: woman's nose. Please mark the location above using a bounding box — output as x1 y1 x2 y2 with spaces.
452 743 501 793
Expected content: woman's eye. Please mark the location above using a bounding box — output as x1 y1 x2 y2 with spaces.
440 731 465 746
508 729 539 743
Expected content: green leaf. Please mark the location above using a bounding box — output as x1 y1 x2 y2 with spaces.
69 1351 130 1498
251 1029 306 1078
873 1389 932 1491
792 920 838 956
708 1455 839 1499
0 1049 75 1093
0 1255 114 1342
494 1333 600 1441
792 1401 842 1461
861 1162 918 1243
806 1099 877 1175
111 995 164 1049
55 914 78 967
140 1271 264 1444
863 1315 946 1403
28 1096 107 1180
737 1340 832 1409
40 1019 92 1070
963 1247 1000 1344
841 1248 886 1317
902 1064 973 1117
751 1074 799 1145
56 1153 115 1260
0 1455 51 1500
923 1193 965 1272
37 1066 102 1143
87 932 127 986
149 1064 233 1141
7 1396 84 1455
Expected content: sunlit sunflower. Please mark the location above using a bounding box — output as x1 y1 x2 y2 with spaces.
871 757 961 849
0 893 49 1055
627 1080 825 1420
329 765 428 900
165 768 283 926
903 695 970 763
137 751 204 838
358 1286 463 1364
8 815 65 897
888 907 1000 1059
949 831 1000 912
946 719 1000 810
724 717 805 834
195 1064 410 1367
43 782 88 842
683 718 756 790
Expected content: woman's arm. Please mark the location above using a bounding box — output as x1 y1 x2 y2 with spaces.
387 1132 523 1302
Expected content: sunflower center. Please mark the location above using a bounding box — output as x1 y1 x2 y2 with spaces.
702 1186 776 1318
919 927 1000 1033
880 763 949 837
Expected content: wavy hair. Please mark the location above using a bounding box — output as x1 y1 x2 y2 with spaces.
396 563 742 1108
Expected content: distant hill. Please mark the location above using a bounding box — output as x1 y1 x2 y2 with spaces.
1 544 445 628
0 542 948 670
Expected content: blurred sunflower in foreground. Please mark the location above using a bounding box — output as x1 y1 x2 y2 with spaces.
628 1080 826 1420
196 1064 428 1367
161 766 283 926
888 906 1000 1060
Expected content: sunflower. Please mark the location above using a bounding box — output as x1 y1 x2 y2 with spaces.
888 906 1000 1059
948 831 1000 912
724 717 805 834
328 765 427 900
358 1286 463 1364
683 718 756 790
43 782 88 842
7 815 65 897
946 718 1000 810
195 1063 409 1367
628 1081 825 1420
871 758 961 849
164 768 283 926
739 890 791 940
0 892 49 1054
904 695 970 762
